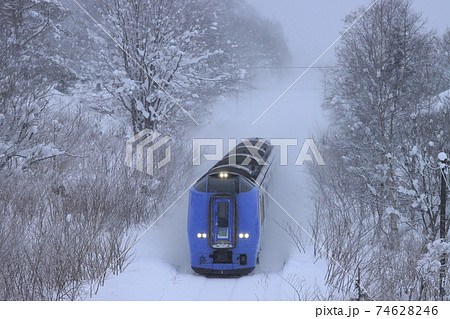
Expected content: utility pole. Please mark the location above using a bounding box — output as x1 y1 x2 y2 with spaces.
357 267 362 301
438 152 448 301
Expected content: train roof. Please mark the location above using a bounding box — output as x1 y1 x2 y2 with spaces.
203 138 274 183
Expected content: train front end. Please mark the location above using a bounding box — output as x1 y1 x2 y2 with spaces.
188 172 261 277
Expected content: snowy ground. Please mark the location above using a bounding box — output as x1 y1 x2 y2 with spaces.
90 69 329 301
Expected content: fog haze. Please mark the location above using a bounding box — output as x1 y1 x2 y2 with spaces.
246 0 449 65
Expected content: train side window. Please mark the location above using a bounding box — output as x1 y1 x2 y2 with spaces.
193 177 207 192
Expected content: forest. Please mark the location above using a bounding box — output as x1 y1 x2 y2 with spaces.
1 0 449 301
309 0 450 300
0 0 290 300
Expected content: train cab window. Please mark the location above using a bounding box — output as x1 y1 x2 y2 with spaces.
240 177 255 192
207 175 239 194
193 177 207 192
195 173 255 193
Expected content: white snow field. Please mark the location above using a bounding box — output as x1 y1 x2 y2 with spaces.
90 69 331 301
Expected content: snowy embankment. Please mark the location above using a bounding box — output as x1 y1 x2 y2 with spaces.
91 70 329 300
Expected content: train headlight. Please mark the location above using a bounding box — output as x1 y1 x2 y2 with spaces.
239 233 250 239
219 172 229 178
197 233 207 238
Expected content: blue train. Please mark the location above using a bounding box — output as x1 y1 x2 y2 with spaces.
188 138 274 277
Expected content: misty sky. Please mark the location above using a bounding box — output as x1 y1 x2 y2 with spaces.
246 0 449 66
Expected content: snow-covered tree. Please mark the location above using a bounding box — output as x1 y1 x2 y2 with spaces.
0 0 73 170
98 0 221 133
326 0 444 238
98 0 290 134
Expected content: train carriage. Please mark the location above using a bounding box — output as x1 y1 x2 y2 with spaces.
188 138 274 277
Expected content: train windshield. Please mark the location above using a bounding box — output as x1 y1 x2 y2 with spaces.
192 174 255 193
207 175 239 193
